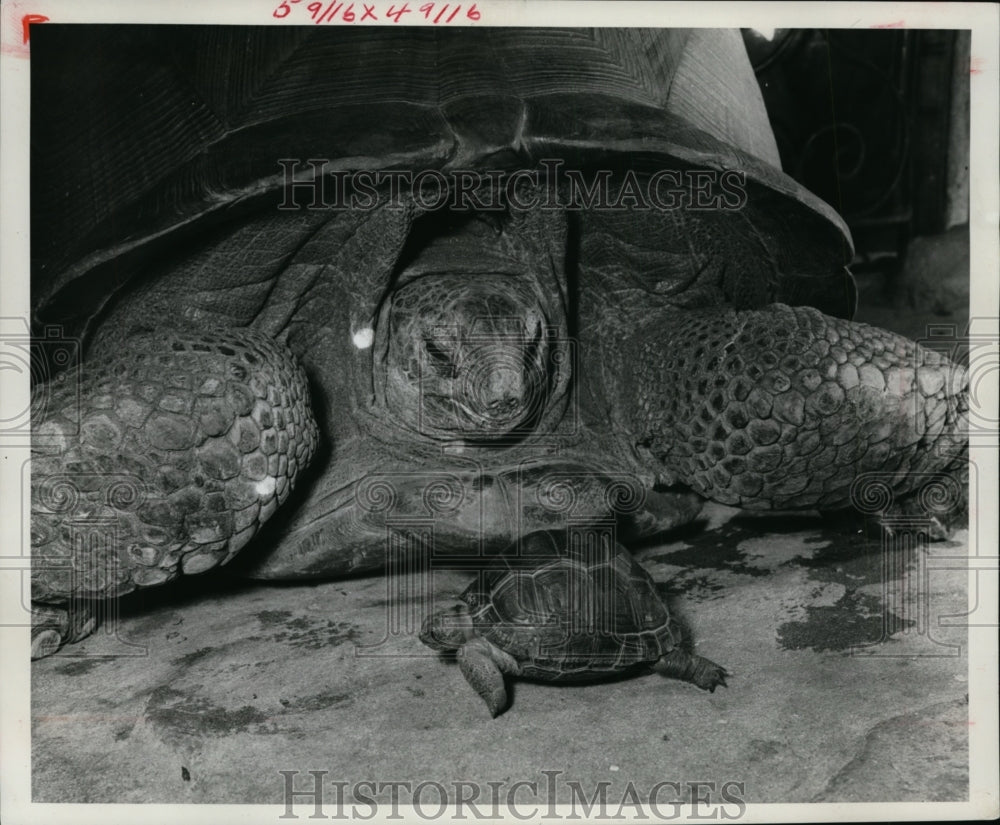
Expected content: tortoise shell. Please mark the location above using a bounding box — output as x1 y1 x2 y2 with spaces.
28 26 857 585
31 26 853 337
462 531 678 680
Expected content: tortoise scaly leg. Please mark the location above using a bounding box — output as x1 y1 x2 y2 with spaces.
31 602 97 660
31 327 319 659
624 303 968 518
458 637 520 718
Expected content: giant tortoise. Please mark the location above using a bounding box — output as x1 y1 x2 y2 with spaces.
28 27 968 658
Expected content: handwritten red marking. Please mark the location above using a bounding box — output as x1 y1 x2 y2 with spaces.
970 57 985 75
269 0 476 23
319 1 341 23
871 20 905 28
22 13 49 43
272 0 302 18
386 3 410 22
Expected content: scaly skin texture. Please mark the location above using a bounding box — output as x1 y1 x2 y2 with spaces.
622 303 967 511
383 272 550 440
31 327 318 653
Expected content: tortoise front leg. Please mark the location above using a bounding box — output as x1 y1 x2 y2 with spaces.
624 303 967 516
31 602 97 660
30 327 320 659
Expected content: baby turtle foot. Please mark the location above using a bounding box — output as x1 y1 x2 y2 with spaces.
420 607 521 718
654 649 729 693
457 637 521 718
31 602 97 660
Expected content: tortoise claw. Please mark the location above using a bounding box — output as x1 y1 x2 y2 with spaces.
703 666 729 692
689 658 729 692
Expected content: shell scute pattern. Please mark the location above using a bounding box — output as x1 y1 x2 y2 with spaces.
464 533 677 680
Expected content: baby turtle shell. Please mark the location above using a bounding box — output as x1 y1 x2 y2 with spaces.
421 530 728 716
463 531 680 680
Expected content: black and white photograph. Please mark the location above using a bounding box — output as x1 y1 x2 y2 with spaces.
1 2 997 822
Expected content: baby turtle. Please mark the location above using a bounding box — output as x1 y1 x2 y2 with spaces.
420 531 728 717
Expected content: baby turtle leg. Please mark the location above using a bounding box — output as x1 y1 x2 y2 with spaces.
458 637 521 718
653 649 728 693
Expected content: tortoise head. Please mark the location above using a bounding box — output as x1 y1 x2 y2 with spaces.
382 273 552 442
419 603 476 652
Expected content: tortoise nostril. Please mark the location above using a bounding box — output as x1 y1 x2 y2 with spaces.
472 365 528 417
487 396 519 415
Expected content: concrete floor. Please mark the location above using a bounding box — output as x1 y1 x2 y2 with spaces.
31 502 970 805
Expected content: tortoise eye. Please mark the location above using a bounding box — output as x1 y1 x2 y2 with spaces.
425 340 451 364
424 340 458 377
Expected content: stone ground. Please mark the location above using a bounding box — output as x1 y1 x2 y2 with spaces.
30 227 975 806
31 504 970 805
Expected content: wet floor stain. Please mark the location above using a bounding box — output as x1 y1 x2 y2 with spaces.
656 573 726 601
280 689 353 712
144 685 272 740
273 618 361 650
643 510 926 653
53 658 105 677
788 533 884 585
646 519 782 578
254 608 361 650
777 590 912 652
172 646 219 668
254 609 294 627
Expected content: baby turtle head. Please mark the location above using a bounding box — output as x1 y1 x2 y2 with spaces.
419 603 476 652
